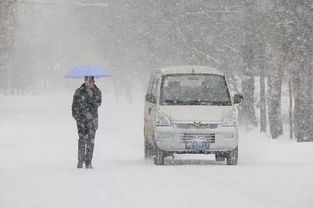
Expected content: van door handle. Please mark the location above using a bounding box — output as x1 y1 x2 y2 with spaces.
149 108 152 114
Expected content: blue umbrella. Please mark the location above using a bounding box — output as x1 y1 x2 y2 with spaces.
64 65 111 78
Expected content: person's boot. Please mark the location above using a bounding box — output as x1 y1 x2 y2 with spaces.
85 162 93 169
77 160 84 169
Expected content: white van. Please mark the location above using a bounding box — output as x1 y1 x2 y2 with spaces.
144 65 243 165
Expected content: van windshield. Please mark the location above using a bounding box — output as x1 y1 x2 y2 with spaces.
160 74 231 106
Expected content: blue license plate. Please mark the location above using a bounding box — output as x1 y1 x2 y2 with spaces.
185 141 210 150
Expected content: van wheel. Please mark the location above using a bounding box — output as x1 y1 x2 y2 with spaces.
215 152 225 162
226 147 238 165
154 147 165 165
144 140 153 159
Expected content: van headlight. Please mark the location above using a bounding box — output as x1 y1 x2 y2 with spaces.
222 110 237 127
156 111 172 126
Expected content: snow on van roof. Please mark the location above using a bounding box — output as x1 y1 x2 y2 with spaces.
157 65 224 75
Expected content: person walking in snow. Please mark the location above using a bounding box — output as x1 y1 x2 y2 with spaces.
72 76 102 169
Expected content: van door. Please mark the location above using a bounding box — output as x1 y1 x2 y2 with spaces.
144 75 160 143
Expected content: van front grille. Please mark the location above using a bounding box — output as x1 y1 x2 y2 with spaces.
181 133 215 143
175 123 218 129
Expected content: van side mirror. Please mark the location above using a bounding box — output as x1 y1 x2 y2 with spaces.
234 94 243 104
145 94 157 104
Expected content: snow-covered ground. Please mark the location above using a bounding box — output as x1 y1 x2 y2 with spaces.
1 91 313 208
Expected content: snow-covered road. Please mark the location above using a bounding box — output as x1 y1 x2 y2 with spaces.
1 92 313 208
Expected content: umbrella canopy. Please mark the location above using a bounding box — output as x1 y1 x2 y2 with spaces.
64 65 111 78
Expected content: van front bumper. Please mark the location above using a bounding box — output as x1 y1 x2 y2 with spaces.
154 125 238 153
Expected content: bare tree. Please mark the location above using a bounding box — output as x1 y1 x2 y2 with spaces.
0 0 17 94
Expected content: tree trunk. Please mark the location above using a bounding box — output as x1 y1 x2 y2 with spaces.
293 62 313 141
305 67 313 140
267 68 283 139
260 68 267 133
293 67 304 141
289 79 293 139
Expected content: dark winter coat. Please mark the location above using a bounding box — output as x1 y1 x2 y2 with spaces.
72 84 102 128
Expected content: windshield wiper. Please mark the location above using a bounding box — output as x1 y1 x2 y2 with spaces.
208 101 232 106
198 100 214 105
161 99 185 105
182 100 201 105
182 100 232 106
162 99 176 104
162 100 231 106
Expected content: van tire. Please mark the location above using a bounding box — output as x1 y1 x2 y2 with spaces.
215 152 225 162
144 140 153 159
226 146 238 165
154 147 165 165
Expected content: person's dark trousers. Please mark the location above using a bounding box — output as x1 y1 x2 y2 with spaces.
77 120 97 166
